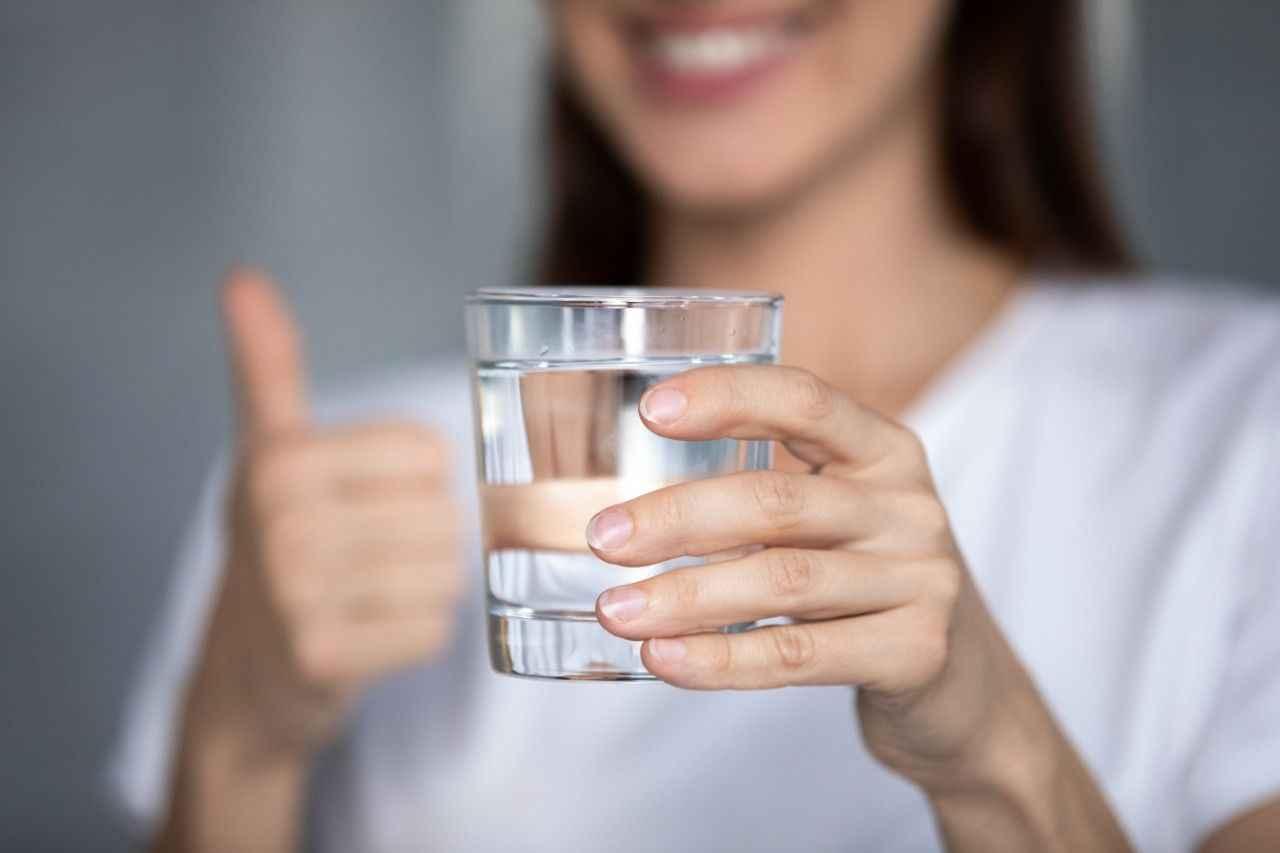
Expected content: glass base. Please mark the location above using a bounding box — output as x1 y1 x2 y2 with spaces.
487 607 657 681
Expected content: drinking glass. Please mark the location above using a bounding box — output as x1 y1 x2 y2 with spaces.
466 288 783 680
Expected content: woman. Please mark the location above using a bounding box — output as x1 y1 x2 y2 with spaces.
112 1 1280 850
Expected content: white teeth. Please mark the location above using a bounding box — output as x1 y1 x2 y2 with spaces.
650 27 787 74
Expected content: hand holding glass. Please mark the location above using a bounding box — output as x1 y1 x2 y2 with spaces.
466 288 783 680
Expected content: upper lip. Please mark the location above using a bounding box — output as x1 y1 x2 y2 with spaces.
622 3 810 36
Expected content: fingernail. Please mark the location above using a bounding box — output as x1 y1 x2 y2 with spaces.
598 586 648 623
587 507 634 551
640 387 688 425
648 638 688 664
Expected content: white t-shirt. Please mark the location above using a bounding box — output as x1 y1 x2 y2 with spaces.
108 278 1280 852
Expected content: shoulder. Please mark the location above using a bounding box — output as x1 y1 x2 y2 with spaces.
1009 275 1280 530
1030 274 1280 375
1025 274 1280 425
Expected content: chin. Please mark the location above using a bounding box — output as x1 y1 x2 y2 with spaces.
643 153 810 219
619 114 835 219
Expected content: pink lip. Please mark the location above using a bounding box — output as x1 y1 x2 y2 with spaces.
638 50 792 106
622 2 829 105
632 7 799 32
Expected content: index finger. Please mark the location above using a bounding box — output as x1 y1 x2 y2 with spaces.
637 365 921 471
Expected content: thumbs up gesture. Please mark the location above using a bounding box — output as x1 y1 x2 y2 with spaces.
187 269 463 757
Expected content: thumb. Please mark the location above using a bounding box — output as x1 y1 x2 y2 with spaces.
220 267 309 436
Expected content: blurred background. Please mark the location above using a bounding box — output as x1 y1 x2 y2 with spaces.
1 1 1277 849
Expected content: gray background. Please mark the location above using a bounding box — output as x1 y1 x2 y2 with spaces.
1 2 1277 850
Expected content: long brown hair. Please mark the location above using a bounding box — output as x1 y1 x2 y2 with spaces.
539 1 1134 286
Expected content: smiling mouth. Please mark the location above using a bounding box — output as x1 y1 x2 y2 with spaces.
625 4 830 103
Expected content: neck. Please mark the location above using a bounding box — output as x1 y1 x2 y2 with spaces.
648 95 1021 419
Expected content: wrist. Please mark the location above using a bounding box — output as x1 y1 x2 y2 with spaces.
923 684 1074 850
182 652 317 772
902 592 1131 851
160 689 311 852
181 704 311 786
186 578 327 766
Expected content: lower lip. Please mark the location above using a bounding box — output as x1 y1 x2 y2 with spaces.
637 47 795 106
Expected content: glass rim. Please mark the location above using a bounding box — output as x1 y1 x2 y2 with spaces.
466 286 784 308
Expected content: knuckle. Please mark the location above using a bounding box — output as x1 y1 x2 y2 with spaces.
711 634 736 675
721 369 752 421
669 570 703 610
770 625 816 672
750 471 807 529
894 425 930 466
921 559 962 610
763 549 816 599
654 489 690 532
899 423 927 453
787 368 834 421
911 613 951 683
897 489 950 541
261 509 313 573
920 501 951 542
290 629 337 684
248 439 315 508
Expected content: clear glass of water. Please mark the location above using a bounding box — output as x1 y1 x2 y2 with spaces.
466 287 783 681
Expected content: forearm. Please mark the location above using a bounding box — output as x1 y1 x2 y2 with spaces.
151 699 309 853
926 690 1131 853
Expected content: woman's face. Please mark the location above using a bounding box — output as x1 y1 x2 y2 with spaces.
551 0 952 216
